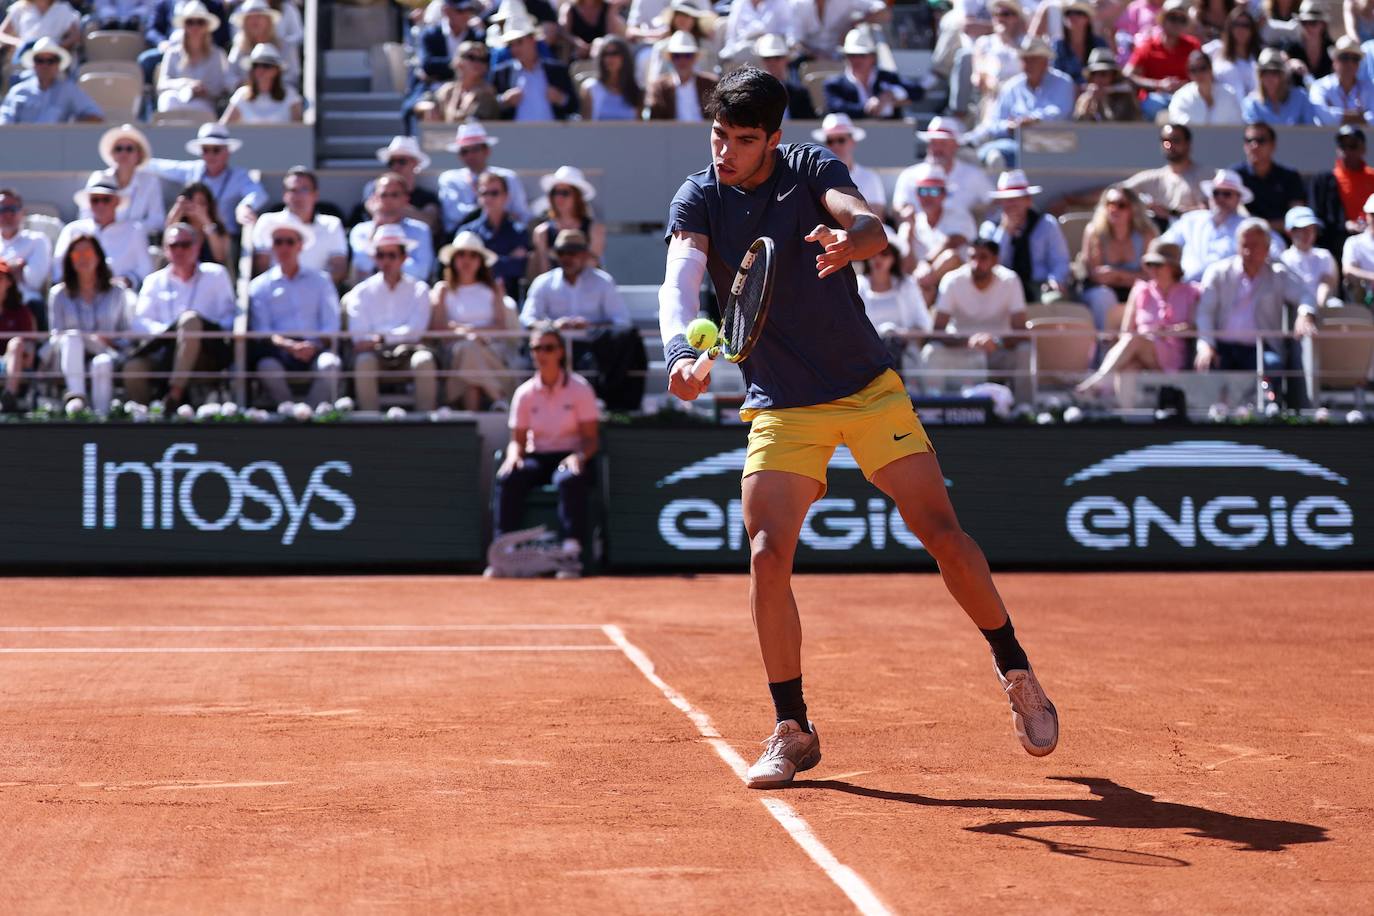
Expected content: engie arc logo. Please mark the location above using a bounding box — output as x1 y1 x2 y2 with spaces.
653 446 931 554
1063 440 1354 552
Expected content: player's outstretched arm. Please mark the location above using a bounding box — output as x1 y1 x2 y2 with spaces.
660 230 712 401
806 187 888 279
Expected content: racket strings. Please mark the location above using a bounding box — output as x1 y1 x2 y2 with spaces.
726 259 766 355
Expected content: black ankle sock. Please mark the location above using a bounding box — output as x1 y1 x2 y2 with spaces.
980 616 1030 674
768 676 809 732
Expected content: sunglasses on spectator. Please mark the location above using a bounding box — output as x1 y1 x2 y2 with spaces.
1243 135 1270 145
825 136 852 146
271 236 300 247
1212 189 1238 199
374 250 403 261
458 145 488 155
530 343 561 353
379 190 406 199
251 62 278 70
670 52 695 60
200 145 227 154
387 157 415 169
167 240 195 250
184 18 207 26
460 53 488 63
1065 8 1089 16
33 56 61 65
478 188 503 197
89 195 116 205
0 205 20 215
112 143 139 154
916 186 944 197
549 187 575 197
454 250 481 259
1106 198 1129 209
994 10 1018 18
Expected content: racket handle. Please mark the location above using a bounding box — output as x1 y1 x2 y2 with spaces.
691 349 715 380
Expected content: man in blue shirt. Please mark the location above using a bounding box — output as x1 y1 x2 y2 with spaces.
659 67 1059 790
964 38 1075 169
490 15 576 121
519 229 628 329
144 123 268 230
248 214 342 407
978 169 1071 303
348 173 435 283
0 39 103 125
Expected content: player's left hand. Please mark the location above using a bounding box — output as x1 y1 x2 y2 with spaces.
805 224 854 279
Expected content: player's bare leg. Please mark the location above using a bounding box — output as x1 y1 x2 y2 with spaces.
741 468 824 787
873 450 1059 756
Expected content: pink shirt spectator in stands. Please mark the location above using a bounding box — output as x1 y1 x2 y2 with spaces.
511 370 599 454
1129 276 1198 371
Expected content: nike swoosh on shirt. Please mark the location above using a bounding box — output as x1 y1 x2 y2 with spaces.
776 185 797 202
893 432 913 441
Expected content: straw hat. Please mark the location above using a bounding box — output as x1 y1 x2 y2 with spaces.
231 0 281 28
915 165 949 188
1332 35 1362 58
174 0 222 33
440 230 498 268
665 30 699 55
1019 37 1054 59
1161 0 1189 14
1141 238 1182 268
989 169 1043 199
754 33 791 59
811 112 867 143
19 37 72 72
917 116 963 142
1200 168 1255 204
498 13 538 44
446 121 500 152
1257 48 1289 72
259 211 316 249
247 43 283 69
365 223 419 256
655 1 717 32
185 122 243 155
1063 0 1096 16
841 28 878 56
540 165 596 201
98 123 152 168
553 228 589 253
1297 0 1326 21
376 135 432 172
73 174 126 209
1084 47 1120 74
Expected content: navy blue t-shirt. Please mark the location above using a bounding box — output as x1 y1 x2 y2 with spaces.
666 143 893 410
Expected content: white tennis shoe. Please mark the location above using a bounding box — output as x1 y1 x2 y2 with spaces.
997 666 1059 757
745 719 821 788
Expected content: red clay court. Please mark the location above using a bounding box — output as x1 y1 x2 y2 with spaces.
2 571 1370 914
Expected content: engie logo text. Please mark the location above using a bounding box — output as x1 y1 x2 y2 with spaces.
1064 441 1353 552
81 443 356 545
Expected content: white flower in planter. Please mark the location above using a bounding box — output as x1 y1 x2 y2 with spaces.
1035 411 1054 425
292 402 313 422
386 406 407 421
220 401 239 418
334 396 355 413
277 401 295 416
1313 407 1331 423
175 404 195 420
1207 402 1229 422
1062 405 1083 424
1263 401 1281 418
65 397 87 416
1347 410 1366 424
315 402 333 416
196 403 220 420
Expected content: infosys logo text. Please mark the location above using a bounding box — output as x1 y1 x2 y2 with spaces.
1065 441 1352 551
82 443 355 545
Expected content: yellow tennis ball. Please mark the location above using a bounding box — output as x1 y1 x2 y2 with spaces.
686 317 719 350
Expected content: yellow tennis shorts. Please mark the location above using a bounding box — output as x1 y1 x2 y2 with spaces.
739 369 932 493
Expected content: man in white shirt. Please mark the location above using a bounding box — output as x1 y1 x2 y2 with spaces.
341 224 437 412
1341 193 1374 300
0 188 53 321
123 222 238 409
921 237 1031 402
250 167 348 284
1160 168 1258 282
437 121 531 234
1167 50 1243 126
811 113 886 219
893 116 994 222
53 176 153 288
791 0 889 61
348 173 435 283
900 166 976 301
1280 206 1338 307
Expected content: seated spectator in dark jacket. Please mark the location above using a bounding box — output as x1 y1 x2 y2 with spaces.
0 39 103 125
1073 48 1142 121
1232 122 1307 234
823 27 911 120
468 171 531 296
755 33 815 121
491 15 578 121
403 0 484 129
1312 124 1374 255
645 30 718 121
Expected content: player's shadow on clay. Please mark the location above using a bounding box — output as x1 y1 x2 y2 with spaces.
791 776 1328 866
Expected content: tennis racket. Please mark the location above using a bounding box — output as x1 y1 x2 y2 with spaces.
692 236 776 379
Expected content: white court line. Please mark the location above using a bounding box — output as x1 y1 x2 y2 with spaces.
600 624 893 916
0 646 618 654
0 624 603 633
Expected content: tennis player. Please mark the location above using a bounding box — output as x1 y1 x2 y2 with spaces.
658 68 1059 788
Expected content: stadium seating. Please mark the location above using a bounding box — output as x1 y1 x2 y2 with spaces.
1314 305 1374 406
78 72 143 120
83 31 145 63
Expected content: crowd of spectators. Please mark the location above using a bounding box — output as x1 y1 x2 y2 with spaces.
4 0 1374 421
0 0 305 125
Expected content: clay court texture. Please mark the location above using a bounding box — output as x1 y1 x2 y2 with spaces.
2 571 1370 914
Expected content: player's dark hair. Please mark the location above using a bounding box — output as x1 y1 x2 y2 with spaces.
971 238 1000 257
705 66 787 136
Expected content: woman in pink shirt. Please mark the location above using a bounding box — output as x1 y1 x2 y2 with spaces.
1075 237 1199 400
492 323 600 574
